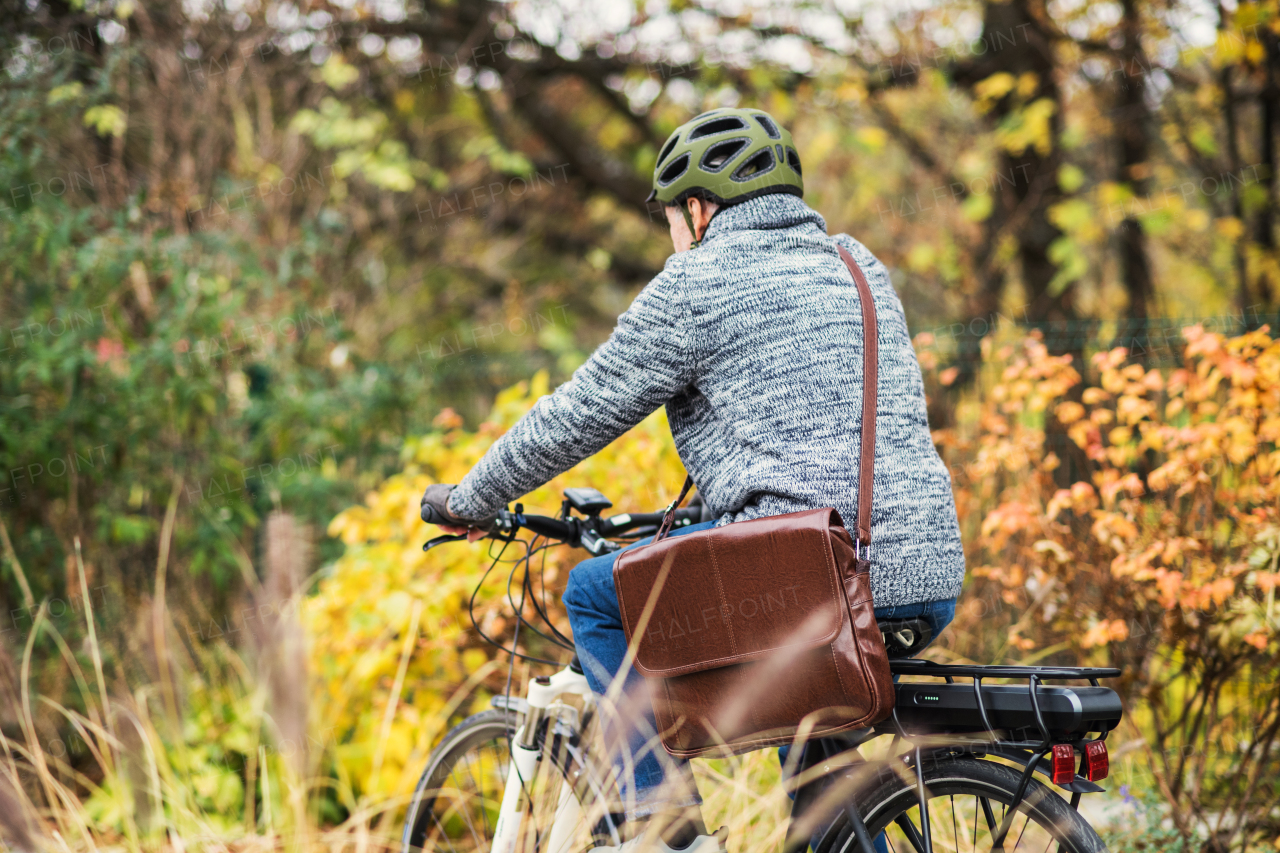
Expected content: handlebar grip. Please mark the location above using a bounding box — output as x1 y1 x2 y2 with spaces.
420 502 453 526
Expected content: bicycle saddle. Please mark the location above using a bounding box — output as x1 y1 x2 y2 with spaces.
877 618 933 658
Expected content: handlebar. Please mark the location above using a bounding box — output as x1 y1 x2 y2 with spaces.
423 493 704 556
515 512 575 541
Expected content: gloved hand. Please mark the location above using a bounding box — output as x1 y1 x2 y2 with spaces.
420 484 495 542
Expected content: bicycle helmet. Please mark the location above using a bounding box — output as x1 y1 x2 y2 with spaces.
646 107 804 207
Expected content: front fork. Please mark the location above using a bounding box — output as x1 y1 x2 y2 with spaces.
491 666 596 853
492 732 543 853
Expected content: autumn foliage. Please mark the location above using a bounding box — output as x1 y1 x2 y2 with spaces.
920 324 1280 839
312 372 689 800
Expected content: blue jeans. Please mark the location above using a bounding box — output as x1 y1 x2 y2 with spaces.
779 597 957 853
563 520 719 819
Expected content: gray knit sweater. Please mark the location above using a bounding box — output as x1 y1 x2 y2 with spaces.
448 194 965 608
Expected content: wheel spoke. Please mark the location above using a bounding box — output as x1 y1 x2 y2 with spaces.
466 751 491 837
407 718 551 853
1012 813 1032 850
870 786 1090 853
950 795 958 853
430 804 466 853
450 786 488 853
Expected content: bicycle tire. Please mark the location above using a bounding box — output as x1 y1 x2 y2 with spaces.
402 708 621 853
814 755 1106 853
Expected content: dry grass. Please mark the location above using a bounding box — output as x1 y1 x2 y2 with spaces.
0 526 416 853
1 524 1158 853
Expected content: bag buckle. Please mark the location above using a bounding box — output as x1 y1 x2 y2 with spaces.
855 539 872 561
654 475 696 542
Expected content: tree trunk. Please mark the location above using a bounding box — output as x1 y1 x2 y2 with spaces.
950 0 1084 485
1116 0 1154 318
1219 5 1253 317
1257 28 1279 310
952 0 1074 343
1115 0 1155 356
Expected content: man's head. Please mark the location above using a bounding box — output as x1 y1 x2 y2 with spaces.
648 107 802 251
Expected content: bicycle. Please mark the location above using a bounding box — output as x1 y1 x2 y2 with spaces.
404 487 1123 853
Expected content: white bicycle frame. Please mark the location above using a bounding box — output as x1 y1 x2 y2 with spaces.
490 665 619 853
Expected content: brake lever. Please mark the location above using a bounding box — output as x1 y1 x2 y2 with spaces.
423 533 468 552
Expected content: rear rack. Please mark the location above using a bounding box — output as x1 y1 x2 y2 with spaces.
877 658 1124 848
890 659 1121 683
886 659 1121 746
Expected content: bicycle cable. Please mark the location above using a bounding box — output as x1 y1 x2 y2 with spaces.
503 536 575 655
535 543 567 642
519 536 575 650
466 535 564 666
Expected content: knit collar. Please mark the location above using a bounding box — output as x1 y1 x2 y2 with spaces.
700 193 827 245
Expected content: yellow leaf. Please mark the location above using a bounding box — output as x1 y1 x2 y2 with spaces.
1033 539 1070 563
1216 216 1245 240
321 54 361 90
1055 401 1085 424
974 72 1016 103
1185 209 1210 231
48 83 83 105
83 105 127 138
854 126 887 152
1082 387 1111 405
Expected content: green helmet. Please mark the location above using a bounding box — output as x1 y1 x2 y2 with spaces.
646 108 803 207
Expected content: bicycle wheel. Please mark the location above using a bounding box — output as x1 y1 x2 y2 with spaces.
402 708 620 853
815 755 1106 853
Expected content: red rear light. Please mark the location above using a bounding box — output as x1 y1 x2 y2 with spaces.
1050 744 1076 785
1083 740 1109 781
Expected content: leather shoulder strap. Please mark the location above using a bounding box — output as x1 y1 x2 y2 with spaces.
656 245 880 547
654 475 695 542
836 245 878 547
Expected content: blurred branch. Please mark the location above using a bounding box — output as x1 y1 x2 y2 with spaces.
865 95 959 189
585 74 664 149
503 86 652 213
362 9 658 213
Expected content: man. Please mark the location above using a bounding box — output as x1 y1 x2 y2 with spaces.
422 108 965 853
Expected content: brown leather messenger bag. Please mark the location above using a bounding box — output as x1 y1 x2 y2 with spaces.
612 245 895 759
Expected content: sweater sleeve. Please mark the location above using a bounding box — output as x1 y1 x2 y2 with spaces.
447 266 695 520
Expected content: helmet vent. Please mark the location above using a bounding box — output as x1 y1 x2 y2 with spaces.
786 147 802 176
754 114 781 139
656 135 680 168
658 153 691 186
701 138 750 172
689 116 748 140
731 148 776 182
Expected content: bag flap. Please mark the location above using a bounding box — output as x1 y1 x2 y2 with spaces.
614 508 847 678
